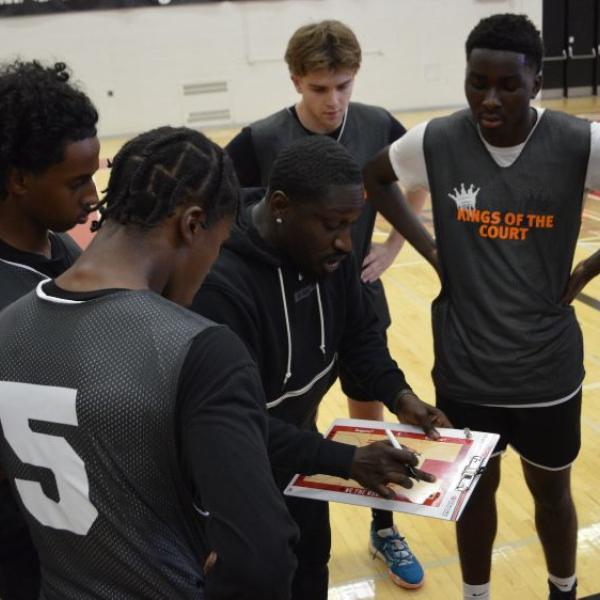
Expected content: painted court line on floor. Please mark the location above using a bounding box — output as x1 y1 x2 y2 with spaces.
371 230 388 238
579 242 600 250
329 521 600 598
330 582 600 600
577 292 600 311
583 416 600 434
585 353 600 369
583 210 600 222
389 259 425 268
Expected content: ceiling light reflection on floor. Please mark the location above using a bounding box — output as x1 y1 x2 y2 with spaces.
328 579 376 600
579 520 600 554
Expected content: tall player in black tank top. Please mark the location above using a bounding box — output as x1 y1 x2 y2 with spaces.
365 14 600 600
0 59 100 600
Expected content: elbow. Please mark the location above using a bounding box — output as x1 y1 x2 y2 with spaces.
362 167 381 209
362 160 377 191
362 159 392 211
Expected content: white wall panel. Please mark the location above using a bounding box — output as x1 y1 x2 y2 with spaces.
0 0 542 137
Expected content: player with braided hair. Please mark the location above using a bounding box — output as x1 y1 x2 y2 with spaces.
0 58 99 599
92 126 236 231
0 126 298 599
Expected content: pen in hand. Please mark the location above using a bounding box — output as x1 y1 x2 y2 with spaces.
385 429 422 482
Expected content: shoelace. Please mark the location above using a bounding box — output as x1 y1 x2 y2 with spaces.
377 536 414 566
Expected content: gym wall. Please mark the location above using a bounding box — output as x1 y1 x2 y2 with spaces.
0 0 542 137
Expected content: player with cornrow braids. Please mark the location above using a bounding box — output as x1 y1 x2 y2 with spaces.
92 127 234 231
0 58 99 600
0 125 299 599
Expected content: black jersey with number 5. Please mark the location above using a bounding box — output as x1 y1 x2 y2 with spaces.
0 288 214 599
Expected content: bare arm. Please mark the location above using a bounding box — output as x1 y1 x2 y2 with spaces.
363 147 439 275
561 248 600 304
361 189 429 283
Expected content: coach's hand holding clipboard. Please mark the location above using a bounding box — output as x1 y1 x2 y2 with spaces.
392 388 453 440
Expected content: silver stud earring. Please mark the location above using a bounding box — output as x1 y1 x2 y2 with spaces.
275 217 283 224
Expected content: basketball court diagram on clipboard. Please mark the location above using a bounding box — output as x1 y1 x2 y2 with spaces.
284 418 500 521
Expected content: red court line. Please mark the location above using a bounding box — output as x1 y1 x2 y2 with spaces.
583 209 600 222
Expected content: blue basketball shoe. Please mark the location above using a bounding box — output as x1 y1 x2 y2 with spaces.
369 525 424 589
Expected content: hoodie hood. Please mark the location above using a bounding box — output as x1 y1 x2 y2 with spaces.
224 193 283 268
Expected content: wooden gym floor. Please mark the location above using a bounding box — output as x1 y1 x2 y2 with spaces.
88 97 600 599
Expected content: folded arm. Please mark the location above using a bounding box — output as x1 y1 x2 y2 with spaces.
363 145 439 275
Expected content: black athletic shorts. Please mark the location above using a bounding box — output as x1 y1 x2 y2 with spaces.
339 279 391 401
436 390 582 470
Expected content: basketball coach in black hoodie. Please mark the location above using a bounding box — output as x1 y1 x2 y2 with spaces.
192 136 450 600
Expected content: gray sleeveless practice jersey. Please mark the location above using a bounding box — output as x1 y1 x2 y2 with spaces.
423 109 589 403
251 102 392 263
0 286 213 599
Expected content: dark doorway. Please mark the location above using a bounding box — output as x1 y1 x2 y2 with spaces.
542 0 599 97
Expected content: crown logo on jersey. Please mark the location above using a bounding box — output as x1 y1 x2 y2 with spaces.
448 183 480 210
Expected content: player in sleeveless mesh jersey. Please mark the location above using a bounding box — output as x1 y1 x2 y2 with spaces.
0 59 99 600
0 127 298 599
364 13 600 600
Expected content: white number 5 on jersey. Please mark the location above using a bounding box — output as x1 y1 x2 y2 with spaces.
0 381 98 535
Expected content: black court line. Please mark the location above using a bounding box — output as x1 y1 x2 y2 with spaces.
577 292 600 311
581 594 600 599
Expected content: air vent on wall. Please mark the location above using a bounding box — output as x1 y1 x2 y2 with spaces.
183 81 228 95
186 109 231 124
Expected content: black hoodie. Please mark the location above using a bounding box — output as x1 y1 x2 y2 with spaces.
192 201 411 482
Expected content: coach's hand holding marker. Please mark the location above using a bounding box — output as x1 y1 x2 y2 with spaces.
385 429 422 482
350 440 436 500
348 391 450 499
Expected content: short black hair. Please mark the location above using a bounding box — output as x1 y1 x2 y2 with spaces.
268 136 362 203
0 60 98 200
466 13 543 73
93 126 239 230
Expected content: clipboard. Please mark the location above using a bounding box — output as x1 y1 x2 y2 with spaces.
284 418 499 521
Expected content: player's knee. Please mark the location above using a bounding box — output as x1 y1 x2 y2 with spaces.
532 484 574 512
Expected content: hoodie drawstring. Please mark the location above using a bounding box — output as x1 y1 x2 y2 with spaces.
315 283 326 356
277 268 293 387
277 269 327 389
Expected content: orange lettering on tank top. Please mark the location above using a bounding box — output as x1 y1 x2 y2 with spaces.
450 186 555 241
